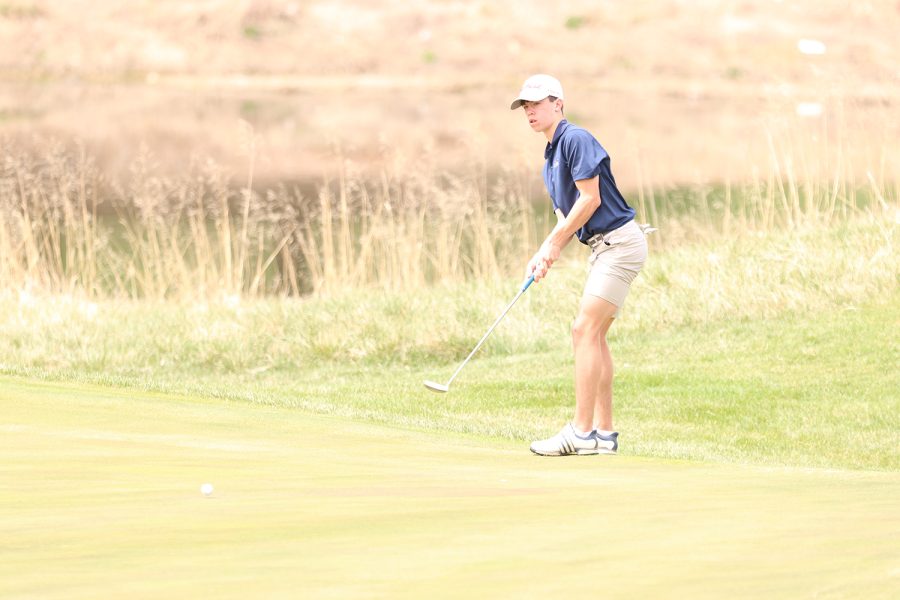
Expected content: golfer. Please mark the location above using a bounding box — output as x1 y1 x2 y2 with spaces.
512 74 649 456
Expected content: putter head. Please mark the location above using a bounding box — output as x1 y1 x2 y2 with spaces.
423 380 449 393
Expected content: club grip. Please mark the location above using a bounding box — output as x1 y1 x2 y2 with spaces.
521 274 535 291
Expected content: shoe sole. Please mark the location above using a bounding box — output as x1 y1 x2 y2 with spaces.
529 447 616 456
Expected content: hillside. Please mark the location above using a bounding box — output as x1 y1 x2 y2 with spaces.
1 0 898 186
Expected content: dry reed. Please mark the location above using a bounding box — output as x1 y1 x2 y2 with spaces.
0 136 895 300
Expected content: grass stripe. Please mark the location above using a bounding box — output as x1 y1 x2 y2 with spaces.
1 377 898 599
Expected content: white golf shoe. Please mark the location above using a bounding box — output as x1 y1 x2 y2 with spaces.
530 424 617 456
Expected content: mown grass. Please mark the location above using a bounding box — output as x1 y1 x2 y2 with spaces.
2 215 896 470
5 377 898 599
2 138 897 471
4 298 895 471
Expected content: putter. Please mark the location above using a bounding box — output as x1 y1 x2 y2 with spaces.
424 274 535 393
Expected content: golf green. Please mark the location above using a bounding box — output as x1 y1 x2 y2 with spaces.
2 376 897 598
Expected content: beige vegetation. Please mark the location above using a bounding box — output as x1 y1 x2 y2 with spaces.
1 0 898 187
1 1 898 299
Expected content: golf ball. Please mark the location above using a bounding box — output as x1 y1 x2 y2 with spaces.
200 483 214 496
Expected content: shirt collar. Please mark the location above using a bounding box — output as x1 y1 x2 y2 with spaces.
544 119 570 160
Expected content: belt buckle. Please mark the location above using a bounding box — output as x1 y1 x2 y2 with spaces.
588 233 610 249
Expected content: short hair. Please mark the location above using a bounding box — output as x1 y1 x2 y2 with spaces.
548 96 564 114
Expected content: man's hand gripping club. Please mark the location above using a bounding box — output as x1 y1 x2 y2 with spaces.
526 175 602 283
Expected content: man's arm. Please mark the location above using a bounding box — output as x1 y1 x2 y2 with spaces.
530 176 601 281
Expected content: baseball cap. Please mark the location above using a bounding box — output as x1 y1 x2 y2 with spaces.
509 74 564 110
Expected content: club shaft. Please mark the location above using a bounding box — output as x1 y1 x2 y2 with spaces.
446 286 528 386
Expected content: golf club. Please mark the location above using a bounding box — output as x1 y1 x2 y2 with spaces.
424 274 535 393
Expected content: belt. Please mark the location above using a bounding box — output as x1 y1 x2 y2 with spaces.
586 232 611 250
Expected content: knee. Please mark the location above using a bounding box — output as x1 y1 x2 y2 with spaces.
572 315 602 345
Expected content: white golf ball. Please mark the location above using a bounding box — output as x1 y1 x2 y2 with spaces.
200 483 214 496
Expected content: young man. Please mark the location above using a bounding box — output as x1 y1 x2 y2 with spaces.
511 74 648 456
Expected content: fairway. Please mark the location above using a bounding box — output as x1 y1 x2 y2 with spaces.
2 376 898 599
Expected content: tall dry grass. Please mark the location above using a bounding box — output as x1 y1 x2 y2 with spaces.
0 135 896 300
0 140 549 299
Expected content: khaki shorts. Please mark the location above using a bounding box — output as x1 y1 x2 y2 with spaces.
584 220 648 312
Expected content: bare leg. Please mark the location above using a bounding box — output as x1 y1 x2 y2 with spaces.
571 294 618 433
593 333 615 431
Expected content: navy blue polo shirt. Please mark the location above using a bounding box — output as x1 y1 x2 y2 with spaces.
542 120 635 243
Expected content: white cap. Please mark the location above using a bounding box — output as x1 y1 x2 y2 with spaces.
509 74 564 110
